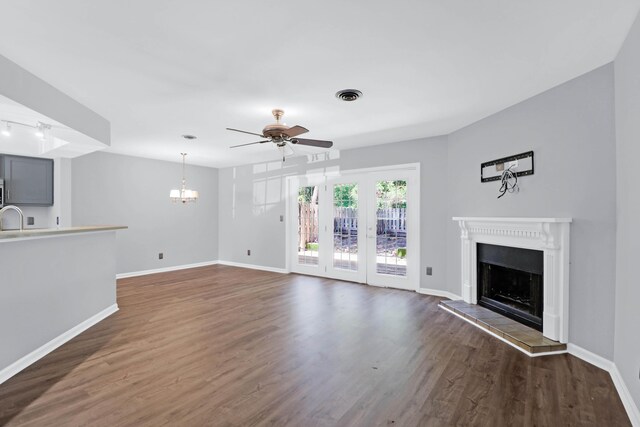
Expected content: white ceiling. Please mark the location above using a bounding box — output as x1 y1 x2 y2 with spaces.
0 0 637 168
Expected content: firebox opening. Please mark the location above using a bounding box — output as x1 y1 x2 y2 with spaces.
477 243 543 331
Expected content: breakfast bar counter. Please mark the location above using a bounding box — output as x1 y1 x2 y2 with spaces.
0 225 127 241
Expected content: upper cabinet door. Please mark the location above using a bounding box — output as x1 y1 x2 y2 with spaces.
3 155 54 206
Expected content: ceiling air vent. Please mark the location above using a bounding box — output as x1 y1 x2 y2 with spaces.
335 89 363 102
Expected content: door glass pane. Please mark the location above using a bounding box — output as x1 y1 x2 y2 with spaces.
376 180 407 276
333 183 358 271
298 186 319 265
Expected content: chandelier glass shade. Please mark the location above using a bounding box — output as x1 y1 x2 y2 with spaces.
170 153 198 203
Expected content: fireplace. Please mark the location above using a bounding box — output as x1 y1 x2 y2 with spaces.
477 243 543 330
453 217 571 342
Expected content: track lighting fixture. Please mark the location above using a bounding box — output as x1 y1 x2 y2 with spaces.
0 119 52 140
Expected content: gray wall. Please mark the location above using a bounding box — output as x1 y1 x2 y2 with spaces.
72 152 218 274
218 136 450 291
446 64 617 359
614 12 640 409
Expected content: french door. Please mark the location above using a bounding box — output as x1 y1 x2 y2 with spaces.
289 165 419 291
366 169 417 290
324 175 367 283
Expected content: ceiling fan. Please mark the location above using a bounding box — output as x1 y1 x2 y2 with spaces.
227 109 333 161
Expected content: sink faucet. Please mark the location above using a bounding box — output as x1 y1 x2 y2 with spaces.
0 205 25 231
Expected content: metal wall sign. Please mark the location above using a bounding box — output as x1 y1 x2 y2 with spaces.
481 151 534 182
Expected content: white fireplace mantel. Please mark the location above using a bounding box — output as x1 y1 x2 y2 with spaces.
453 217 572 343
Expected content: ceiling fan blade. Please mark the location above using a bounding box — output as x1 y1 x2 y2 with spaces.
226 128 266 138
282 125 309 138
290 138 333 148
230 140 270 148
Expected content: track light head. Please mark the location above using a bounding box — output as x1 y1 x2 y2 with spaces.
1 121 10 137
35 122 44 138
34 122 52 141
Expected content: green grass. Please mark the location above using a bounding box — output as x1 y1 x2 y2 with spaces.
305 242 319 251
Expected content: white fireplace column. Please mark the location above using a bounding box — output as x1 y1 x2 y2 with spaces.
453 217 572 343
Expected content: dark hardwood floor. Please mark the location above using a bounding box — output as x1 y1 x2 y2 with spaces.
0 265 630 426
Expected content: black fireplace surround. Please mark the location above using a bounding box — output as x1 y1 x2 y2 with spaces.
477 243 544 331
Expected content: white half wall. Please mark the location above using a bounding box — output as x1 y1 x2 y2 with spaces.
0 231 118 379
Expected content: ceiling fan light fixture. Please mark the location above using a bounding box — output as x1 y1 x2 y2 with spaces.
226 109 334 158
335 89 363 102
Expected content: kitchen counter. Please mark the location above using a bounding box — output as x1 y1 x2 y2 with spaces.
0 225 127 241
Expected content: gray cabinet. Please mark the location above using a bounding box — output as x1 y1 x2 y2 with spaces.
1 155 54 206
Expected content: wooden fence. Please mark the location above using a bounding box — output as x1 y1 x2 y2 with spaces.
298 205 408 249
334 207 406 235
298 202 319 249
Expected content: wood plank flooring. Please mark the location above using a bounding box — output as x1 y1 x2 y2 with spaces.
0 265 630 426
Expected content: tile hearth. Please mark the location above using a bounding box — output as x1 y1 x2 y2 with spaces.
439 299 567 355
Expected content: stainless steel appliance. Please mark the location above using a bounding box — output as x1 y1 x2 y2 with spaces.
0 178 4 208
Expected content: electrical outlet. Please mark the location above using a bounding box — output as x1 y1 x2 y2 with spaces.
280 215 284 222
426 267 433 276
247 249 251 256
158 253 164 260
27 217 35 226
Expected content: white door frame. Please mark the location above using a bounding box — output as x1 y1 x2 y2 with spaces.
286 163 420 290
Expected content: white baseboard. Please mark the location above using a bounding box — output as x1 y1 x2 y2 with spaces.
116 260 219 279
567 344 639 427
0 304 119 385
610 365 640 427
566 343 614 372
417 287 462 300
217 260 288 274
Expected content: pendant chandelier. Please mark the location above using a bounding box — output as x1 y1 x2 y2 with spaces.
170 153 199 203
